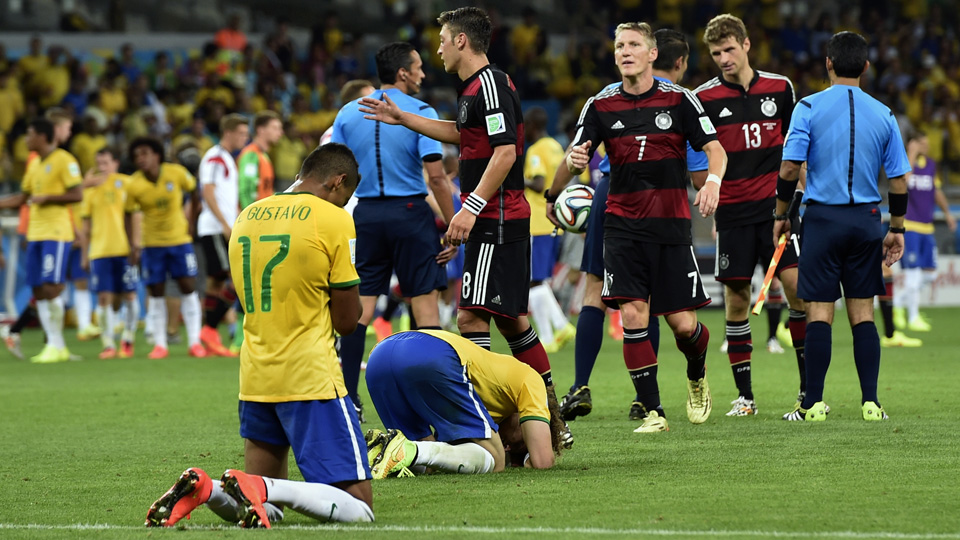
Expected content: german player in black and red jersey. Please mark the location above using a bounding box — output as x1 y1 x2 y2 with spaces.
567 22 727 433
688 14 807 417
359 7 570 446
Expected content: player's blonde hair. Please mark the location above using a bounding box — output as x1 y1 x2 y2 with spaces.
704 14 748 46
614 22 656 50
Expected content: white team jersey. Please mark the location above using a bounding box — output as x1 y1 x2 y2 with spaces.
197 145 239 236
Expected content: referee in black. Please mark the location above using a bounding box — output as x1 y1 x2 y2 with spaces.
775 32 910 422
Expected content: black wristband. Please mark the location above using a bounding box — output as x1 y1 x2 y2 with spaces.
776 176 796 203
888 192 908 217
888 226 906 234
544 191 559 204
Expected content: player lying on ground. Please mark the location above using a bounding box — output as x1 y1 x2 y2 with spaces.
365 330 564 477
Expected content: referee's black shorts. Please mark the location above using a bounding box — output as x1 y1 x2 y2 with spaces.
798 203 885 302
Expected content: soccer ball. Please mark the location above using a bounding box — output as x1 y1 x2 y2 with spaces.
553 185 595 233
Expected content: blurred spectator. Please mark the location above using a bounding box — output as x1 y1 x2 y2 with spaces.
268 18 295 73
269 120 308 190
37 46 70 109
17 36 48 94
214 14 248 52
70 114 107 173
147 52 177 93
0 69 25 135
119 43 141 84
97 74 127 122
61 77 88 117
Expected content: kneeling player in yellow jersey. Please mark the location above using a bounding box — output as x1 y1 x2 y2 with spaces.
146 144 374 528
126 137 206 359
0 118 83 363
365 330 564 477
79 148 141 359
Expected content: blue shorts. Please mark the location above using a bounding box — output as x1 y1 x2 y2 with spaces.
141 244 198 285
530 234 560 282
365 332 497 442
91 256 139 294
26 240 71 287
67 247 89 280
354 197 447 297
580 174 609 277
238 397 370 484
798 203 885 302
902 231 937 270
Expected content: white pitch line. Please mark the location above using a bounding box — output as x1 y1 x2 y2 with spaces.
0 523 958 538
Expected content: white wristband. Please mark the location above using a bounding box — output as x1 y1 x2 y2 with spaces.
705 174 721 187
463 192 487 216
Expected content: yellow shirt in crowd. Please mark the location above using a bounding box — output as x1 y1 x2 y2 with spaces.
524 136 566 237
21 149 82 242
126 163 195 247
79 173 136 259
231 192 359 403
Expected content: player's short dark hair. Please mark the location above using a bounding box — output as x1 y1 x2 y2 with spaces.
96 146 121 162
437 7 492 54
339 79 373 103
220 113 248 135
28 118 55 143
827 31 868 78
128 136 165 164
376 42 417 85
253 110 281 131
704 14 748 46
300 143 360 188
653 29 689 71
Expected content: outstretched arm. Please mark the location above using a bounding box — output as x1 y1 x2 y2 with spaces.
359 94 460 144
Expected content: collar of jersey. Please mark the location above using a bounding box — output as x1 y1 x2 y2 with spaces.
459 64 493 93
719 68 759 94
619 78 659 101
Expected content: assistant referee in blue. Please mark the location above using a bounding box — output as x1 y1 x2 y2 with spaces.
332 42 456 419
774 31 910 422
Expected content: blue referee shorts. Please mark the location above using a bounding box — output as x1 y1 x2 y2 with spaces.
238 397 370 484
580 174 609 277
902 231 937 270
798 203 885 302
365 331 497 442
354 197 447 297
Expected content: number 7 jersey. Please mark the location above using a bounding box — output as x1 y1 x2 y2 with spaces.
229 191 360 402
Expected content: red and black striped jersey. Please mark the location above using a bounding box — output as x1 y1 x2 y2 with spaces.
573 80 718 245
456 65 528 244
691 70 795 229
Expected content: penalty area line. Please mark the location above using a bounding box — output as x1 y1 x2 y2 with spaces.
0 523 958 538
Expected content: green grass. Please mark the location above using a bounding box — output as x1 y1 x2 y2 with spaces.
1 308 959 540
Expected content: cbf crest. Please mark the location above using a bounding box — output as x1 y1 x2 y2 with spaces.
459 101 469 124
760 97 777 117
166 182 174 192
655 111 673 130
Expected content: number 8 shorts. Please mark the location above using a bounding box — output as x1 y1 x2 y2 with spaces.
460 238 530 320
602 236 711 316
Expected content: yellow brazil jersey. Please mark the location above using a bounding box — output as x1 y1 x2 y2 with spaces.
419 330 550 425
231 192 360 403
524 137 566 237
21 149 82 242
79 173 136 260
126 163 195 247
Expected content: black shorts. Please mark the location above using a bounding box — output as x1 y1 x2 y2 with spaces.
199 234 230 280
354 197 447 298
603 236 711 316
461 238 530 319
714 219 800 282
798 203 884 302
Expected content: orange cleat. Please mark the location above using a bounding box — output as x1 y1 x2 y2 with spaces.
372 317 393 342
188 343 208 358
119 341 134 358
221 469 270 528
145 468 213 527
201 326 236 357
99 347 117 359
608 309 623 341
148 345 169 359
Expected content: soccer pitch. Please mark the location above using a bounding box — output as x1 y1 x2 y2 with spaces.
2 308 958 540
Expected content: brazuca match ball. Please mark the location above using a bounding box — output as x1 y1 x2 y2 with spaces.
553 184 595 233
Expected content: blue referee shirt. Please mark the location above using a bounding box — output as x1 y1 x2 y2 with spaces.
332 88 443 198
782 84 911 205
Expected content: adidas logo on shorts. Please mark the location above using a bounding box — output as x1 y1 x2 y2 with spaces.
491 295 502 305
611 120 625 129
